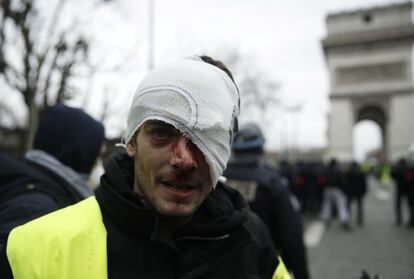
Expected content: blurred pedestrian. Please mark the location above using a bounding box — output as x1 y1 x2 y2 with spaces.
321 158 351 230
305 162 325 216
224 123 309 279
291 160 308 213
0 104 105 243
314 161 327 215
405 162 414 228
279 159 294 190
0 56 290 279
344 161 367 226
391 158 414 227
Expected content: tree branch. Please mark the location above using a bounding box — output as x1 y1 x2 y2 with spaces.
2 64 25 92
40 0 67 54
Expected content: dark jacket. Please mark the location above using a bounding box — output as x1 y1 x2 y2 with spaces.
0 150 94 244
391 159 412 194
344 163 367 197
406 164 414 195
0 104 105 244
223 153 309 279
324 160 344 191
0 151 279 279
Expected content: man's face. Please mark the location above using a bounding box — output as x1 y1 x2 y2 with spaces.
127 120 212 219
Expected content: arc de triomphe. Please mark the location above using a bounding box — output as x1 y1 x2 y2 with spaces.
322 2 414 162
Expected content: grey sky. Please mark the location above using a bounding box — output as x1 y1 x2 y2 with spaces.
2 0 408 160
101 0 405 158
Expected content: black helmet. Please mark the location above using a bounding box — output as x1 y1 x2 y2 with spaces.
232 123 265 153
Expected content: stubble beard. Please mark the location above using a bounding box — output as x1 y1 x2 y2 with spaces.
133 151 197 221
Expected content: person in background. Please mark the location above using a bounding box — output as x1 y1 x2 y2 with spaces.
291 160 308 213
321 158 351 230
0 56 290 279
391 157 414 227
344 161 367 226
223 123 309 279
0 104 105 243
405 161 414 228
279 160 294 188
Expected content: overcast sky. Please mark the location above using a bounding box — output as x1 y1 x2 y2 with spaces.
3 0 409 160
86 0 406 160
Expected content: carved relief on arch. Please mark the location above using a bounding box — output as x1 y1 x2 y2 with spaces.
335 62 407 86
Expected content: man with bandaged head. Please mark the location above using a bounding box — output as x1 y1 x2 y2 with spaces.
0 56 291 279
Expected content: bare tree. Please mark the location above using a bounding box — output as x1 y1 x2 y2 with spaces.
0 0 112 154
238 67 280 114
217 49 281 124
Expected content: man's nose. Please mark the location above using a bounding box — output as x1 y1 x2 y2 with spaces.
171 135 198 170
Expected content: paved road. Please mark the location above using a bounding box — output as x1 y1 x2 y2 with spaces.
304 177 414 279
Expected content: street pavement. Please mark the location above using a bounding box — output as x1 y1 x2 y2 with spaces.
304 177 414 279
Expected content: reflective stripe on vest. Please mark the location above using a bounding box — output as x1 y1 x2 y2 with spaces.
7 197 107 279
272 256 291 279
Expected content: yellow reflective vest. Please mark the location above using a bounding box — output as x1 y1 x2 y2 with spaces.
7 197 107 279
273 256 291 279
7 196 290 279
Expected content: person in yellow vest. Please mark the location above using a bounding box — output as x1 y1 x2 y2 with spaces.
0 56 290 279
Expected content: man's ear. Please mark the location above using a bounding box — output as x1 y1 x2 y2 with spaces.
126 141 136 157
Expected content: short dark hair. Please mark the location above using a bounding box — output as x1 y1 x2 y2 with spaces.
199 55 236 84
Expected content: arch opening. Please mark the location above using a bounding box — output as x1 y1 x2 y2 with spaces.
353 120 383 163
355 105 387 162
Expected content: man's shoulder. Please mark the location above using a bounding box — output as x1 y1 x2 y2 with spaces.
6 197 108 279
9 197 102 240
243 210 274 246
257 166 289 196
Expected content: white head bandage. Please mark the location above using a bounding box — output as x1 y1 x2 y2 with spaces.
123 56 239 188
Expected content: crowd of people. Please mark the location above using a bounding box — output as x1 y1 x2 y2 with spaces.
277 156 414 230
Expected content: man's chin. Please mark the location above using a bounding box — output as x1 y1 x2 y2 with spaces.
156 203 196 220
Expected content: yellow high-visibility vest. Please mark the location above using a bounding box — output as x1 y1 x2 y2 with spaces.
272 256 291 279
7 196 291 279
7 197 107 279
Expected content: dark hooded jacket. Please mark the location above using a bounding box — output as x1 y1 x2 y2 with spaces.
223 153 309 279
33 104 105 175
0 152 279 279
0 104 105 243
344 162 367 197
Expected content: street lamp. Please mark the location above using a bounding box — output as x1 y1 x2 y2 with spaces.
148 0 155 70
284 102 303 160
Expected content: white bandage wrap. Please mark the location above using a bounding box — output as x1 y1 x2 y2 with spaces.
123 56 239 188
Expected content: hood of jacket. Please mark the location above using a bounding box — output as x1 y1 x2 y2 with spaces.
33 104 105 175
227 151 263 167
95 151 248 239
24 150 93 199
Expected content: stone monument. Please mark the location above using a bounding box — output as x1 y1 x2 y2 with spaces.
322 2 414 162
